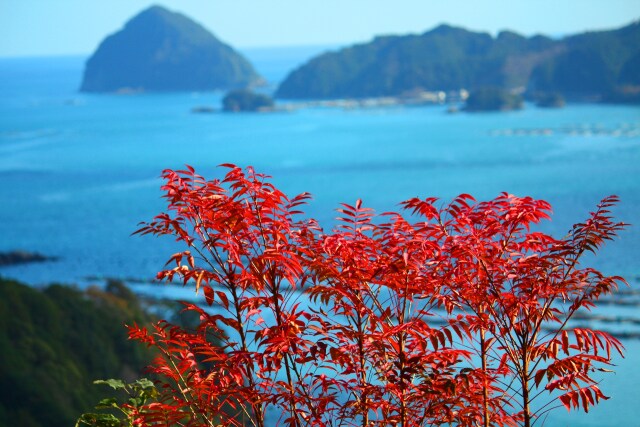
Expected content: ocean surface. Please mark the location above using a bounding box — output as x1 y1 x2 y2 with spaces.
1 46 639 426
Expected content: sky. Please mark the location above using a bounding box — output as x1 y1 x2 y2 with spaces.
1 0 639 57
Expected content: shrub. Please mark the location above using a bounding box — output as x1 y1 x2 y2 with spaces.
82 165 626 427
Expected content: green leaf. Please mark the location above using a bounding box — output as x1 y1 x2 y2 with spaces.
132 378 158 400
128 397 143 408
94 379 126 390
75 413 121 427
133 378 155 390
96 397 119 409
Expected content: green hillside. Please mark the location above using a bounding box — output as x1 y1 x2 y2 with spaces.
276 21 640 102
0 279 154 427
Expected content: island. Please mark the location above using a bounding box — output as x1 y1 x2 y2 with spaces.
276 21 640 104
222 89 275 112
80 6 262 93
464 87 523 112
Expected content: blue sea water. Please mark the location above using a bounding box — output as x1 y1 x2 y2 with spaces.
1 47 639 426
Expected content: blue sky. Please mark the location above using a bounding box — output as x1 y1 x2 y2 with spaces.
1 0 638 57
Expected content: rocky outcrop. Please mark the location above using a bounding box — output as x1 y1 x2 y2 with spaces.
0 250 57 267
222 90 274 112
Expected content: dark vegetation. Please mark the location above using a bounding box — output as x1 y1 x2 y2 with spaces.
603 85 640 104
0 278 154 427
276 21 640 102
80 6 261 93
222 89 275 112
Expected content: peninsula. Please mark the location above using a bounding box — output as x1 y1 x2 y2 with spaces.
276 21 640 103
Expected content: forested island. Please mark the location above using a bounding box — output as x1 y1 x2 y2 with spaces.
276 21 640 103
80 6 262 93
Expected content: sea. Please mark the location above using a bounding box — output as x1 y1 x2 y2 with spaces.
0 46 639 426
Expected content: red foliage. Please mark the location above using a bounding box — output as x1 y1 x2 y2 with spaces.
131 165 626 427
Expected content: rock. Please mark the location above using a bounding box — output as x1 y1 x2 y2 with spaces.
80 6 261 93
464 87 523 112
0 250 57 267
222 89 274 112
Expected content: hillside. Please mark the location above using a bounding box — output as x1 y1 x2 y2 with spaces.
80 6 261 93
529 21 640 99
276 21 640 101
0 279 154 427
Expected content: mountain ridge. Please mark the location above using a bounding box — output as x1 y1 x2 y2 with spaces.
275 20 640 101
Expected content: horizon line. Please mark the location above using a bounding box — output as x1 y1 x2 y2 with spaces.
2 17 637 60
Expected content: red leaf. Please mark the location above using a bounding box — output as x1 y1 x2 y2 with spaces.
203 285 214 306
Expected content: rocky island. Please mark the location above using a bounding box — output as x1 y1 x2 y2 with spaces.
464 87 523 112
222 90 275 112
80 6 261 93
276 21 640 103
